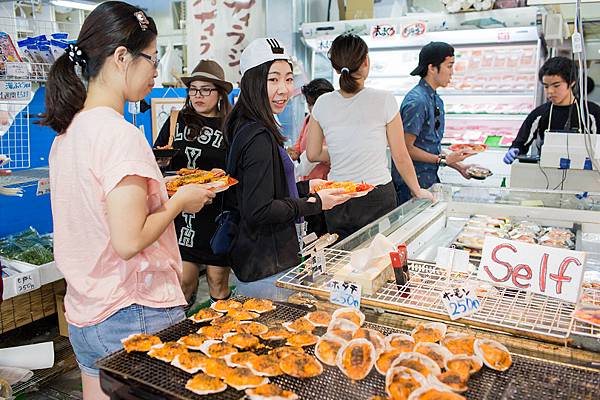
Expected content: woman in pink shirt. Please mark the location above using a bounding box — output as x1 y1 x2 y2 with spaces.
41 2 214 399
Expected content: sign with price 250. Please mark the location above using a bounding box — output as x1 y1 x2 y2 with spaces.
329 279 362 309
441 287 481 320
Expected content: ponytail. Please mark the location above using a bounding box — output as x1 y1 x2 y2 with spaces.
42 53 86 134
328 34 368 95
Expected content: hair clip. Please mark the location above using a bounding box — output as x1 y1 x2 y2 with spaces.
134 11 149 31
340 67 350 74
67 43 87 67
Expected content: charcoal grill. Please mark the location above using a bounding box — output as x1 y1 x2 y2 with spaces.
98 299 600 400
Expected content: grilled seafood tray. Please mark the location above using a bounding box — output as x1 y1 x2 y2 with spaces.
97 298 600 400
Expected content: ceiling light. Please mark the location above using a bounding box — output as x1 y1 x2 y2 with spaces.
51 0 98 11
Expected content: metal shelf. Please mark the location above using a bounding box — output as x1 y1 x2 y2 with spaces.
278 252 577 342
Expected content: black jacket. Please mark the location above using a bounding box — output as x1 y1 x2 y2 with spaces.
227 120 322 282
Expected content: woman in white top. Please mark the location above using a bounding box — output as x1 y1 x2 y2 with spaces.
307 33 433 238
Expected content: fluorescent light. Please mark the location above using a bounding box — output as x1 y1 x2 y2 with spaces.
51 0 98 11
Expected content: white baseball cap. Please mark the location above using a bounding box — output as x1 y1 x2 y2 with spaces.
240 38 291 76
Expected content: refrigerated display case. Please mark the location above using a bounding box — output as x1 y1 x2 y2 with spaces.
277 184 600 351
300 7 546 187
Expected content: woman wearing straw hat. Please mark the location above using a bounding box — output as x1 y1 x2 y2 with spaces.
154 59 233 306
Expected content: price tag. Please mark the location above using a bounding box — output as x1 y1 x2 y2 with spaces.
313 249 325 278
441 287 480 320
329 279 361 309
0 81 32 101
36 178 50 196
6 62 30 78
14 270 41 296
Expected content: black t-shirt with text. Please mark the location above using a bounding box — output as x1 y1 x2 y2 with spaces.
154 113 227 266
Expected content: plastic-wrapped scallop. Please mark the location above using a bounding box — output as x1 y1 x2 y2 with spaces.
385 333 416 352
441 333 475 356
411 322 447 343
336 338 377 381
445 355 483 376
375 348 406 375
414 342 453 370
407 384 466 400
390 352 442 377
474 339 512 371
327 318 360 342
332 307 365 327
353 328 386 355
385 366 428 400
315 334 345 366
429 371 469 393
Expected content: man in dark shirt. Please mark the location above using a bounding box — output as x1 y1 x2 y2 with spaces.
504 56 600 163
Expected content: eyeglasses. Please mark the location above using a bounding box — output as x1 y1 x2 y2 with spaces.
434 105 441 131
188 87 218 97
139 52 160 68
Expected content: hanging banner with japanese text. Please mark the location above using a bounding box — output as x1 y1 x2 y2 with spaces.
187 0 266 84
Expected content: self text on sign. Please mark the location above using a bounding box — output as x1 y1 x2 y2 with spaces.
478 236 586 303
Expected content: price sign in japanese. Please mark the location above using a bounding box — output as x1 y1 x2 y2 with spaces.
329 279 362 309
36 178 50 196
478 236 586 303
371 24 396 39
313 249 326 278
441 287 481 320
0 81 32 101
6 62 30 78
14 270 41 296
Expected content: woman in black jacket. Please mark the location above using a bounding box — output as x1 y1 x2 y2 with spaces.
224 38 349 300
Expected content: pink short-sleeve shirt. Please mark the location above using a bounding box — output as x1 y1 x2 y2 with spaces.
49 107 186 327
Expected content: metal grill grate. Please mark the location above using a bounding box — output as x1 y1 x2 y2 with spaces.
98 299 600 400
277 252 577 340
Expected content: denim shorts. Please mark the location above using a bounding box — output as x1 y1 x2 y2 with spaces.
68 304 185 377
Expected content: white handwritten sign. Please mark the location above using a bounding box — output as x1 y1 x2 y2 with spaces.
478 236 586 303
14 270 41 296
329 279 362 309
441 287 481 320
313 249 325 278
6 62 30 78
371 24 396 39
0 81 32 101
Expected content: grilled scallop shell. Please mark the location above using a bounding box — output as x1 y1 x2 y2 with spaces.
315 334 345 366
473 339 512 371
385 366 428 400
336 338 377 381
390 352 442 377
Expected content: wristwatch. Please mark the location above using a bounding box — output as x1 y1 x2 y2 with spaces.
436 154 447 167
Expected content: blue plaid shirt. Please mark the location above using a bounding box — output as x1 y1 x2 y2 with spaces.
400 79 445 174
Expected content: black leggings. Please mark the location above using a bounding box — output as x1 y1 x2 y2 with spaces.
324 181 397 240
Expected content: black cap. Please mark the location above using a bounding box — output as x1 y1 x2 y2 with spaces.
410 42 455 76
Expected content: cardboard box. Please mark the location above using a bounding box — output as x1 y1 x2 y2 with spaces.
337 0 373 20
55 292 69 337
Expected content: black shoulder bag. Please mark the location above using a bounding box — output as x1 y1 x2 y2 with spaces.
209 128 244 256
